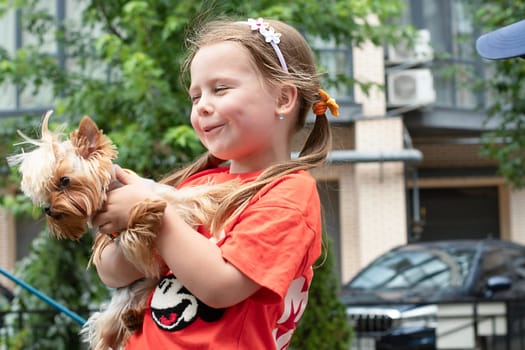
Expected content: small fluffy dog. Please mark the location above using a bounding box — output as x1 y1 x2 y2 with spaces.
8 111 234 349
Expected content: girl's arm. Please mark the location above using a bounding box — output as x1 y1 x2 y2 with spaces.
94 241 144 288
157 204 261 308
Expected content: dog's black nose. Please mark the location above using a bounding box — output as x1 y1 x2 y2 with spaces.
44 205 63 220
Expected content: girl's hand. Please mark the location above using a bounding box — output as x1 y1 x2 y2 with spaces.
93 165 161 235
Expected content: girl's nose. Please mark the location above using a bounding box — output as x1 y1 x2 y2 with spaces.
196 95 213 116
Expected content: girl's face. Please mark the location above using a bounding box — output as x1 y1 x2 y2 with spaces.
189 41 292 173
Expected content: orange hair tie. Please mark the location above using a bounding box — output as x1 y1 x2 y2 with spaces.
313 89 339 117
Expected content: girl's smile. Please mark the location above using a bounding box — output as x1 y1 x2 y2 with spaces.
202 123 225 134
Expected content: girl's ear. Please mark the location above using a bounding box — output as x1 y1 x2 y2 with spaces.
276 84 298 115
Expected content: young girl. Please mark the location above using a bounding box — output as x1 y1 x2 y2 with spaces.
93 17 339 349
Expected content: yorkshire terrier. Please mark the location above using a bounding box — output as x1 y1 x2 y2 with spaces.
7 110 234 350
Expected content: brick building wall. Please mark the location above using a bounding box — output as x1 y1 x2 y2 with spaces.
509 190 525 244
336 21 407 282
350 119 407 281
0 208 15 288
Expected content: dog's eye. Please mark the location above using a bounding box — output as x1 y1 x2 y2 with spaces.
59 177 71 187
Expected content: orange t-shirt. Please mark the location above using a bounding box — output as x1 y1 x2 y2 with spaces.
125 166 322 350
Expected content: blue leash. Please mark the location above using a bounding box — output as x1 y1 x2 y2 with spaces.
0 267 86 325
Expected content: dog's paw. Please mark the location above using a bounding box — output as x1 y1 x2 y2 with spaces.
121 308 145 333
120 199 167 277
128 198 167 238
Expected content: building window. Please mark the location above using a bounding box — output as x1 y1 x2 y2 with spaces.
317 47 354 103
0 0 65 114
403 0 483 110
312 37 354 103
310 37 361 122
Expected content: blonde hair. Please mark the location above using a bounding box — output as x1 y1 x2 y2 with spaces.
161 18 332 235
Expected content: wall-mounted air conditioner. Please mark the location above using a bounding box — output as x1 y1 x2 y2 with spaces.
387 29 433 64
387 68 436 106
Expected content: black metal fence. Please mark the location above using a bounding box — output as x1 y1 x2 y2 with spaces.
0 309 86 349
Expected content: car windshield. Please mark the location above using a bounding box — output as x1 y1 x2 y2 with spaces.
348 246 476 291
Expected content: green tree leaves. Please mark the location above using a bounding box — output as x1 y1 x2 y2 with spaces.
471 0 525 188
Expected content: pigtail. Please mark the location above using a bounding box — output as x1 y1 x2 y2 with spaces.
298 88 339 164
298 113 331 166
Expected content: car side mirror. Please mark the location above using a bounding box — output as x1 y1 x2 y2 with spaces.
484 275 512 298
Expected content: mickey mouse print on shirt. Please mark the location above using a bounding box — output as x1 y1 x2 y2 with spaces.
150 274 225 331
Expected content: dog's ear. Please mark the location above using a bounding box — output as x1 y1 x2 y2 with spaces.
70 116 115 160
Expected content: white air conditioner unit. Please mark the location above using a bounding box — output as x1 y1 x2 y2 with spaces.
387 29 433 64
387 68 436 106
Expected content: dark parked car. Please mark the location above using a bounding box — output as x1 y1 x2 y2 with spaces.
340 239 525 350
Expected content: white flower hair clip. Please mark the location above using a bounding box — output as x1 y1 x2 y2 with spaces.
246 18 288 73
